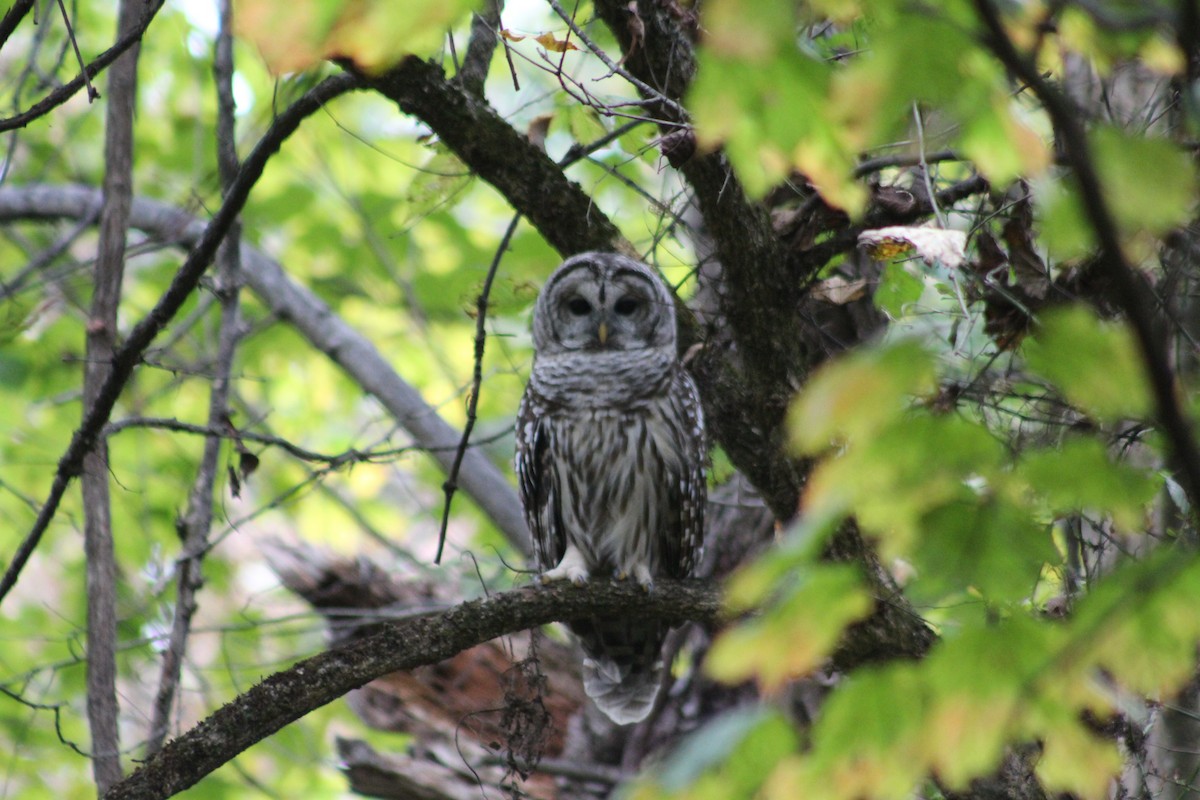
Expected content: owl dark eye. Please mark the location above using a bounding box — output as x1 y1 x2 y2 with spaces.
567 297 592 316
613 296 639 316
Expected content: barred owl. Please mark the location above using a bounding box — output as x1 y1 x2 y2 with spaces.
515 252 706 725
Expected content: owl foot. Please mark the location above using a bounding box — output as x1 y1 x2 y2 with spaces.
539 546 590 587
615 564 654 592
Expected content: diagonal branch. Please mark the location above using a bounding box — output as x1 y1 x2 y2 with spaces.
0 73 363 607
0 0 35 51
101 579 724 800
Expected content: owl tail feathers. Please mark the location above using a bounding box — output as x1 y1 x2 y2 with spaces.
581 654 662 725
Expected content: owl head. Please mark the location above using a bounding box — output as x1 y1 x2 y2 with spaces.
532 252 676 355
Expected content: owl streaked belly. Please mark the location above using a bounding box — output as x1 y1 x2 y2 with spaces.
549 405 684 582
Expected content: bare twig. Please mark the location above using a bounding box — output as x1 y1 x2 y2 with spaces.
436 212 522 564
545 0 687 122
104 415 510 465
0 0 163 132
974 0 1200 512
145 0 244 756
107 417 398 462
81 0 143 786
101 579 724 800
0 206 101 300
53 0 98 101
0 685 89 758
0 73 364 607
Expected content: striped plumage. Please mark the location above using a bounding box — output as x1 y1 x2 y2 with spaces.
515 252 706 725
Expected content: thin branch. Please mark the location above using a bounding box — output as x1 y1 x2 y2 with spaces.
82 0 143 785
436 212 521 564
0 73 364 607
0 182 531 554
53 0 98 101
101 579 724 800
0 0 164 132
0 685 89 758
852 149 962 178
545 0 688 122
974 0 1200 513
0 205 100 300
105 416 432 464
145 0 244 756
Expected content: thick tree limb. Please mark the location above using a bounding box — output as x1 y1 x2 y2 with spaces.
0 74 363 606
0 183 531 554
100 579 724 800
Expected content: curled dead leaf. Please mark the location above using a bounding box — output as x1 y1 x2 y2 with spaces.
810 276 868 305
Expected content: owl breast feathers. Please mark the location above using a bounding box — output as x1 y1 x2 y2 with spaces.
514 252 706 725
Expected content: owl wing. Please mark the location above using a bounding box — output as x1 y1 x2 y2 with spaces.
514 389 564 571
664 366 707 579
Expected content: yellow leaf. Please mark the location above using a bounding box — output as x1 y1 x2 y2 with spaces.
534 31 579 52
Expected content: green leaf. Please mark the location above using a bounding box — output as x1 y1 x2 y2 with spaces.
804 411 1007 559
690 41 862 208
1068 549 1200 695
789 338 936 454
1035 178 1095 261
236 0 479 72
722 507 844 611
708 564 872 690
958 93 1052 186
873 262 926 318
631 708 798 799
1017 438 1160 530
1090 125 1198 236
1036 716 1124 799
916 497 1056 601
1023 305 1152 421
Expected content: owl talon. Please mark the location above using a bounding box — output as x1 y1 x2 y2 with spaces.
540 546 590 586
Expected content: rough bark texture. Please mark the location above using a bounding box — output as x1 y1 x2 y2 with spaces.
82 0 143 787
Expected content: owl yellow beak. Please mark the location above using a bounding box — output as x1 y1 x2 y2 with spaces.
597 320 608 344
